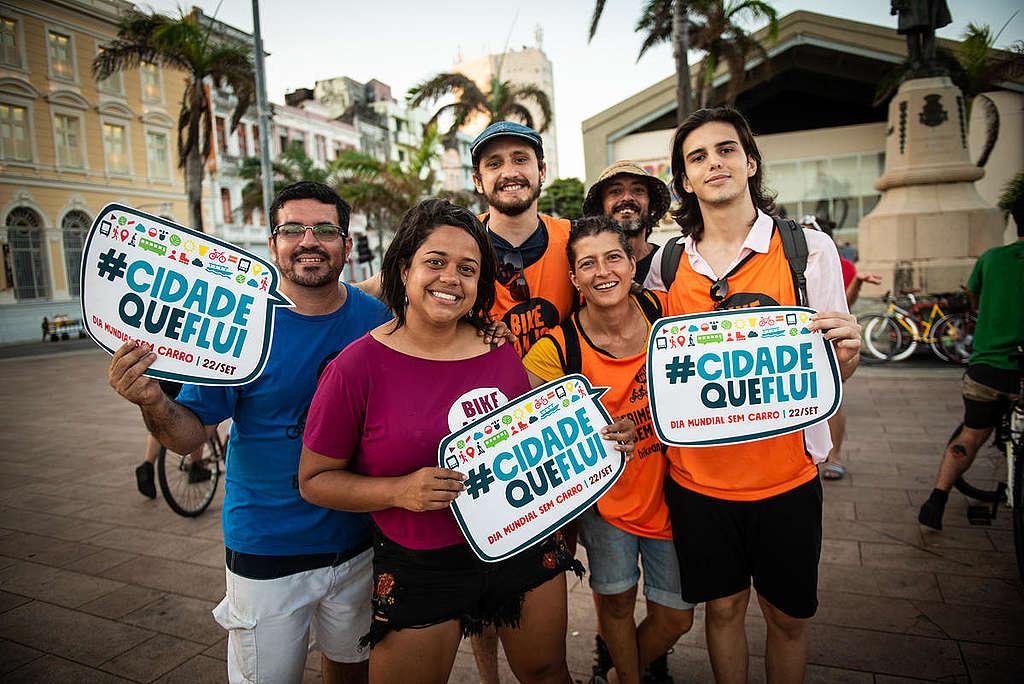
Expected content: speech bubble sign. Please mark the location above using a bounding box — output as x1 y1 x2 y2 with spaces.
441 374 624 562
647 306 841 446
80 203 292 385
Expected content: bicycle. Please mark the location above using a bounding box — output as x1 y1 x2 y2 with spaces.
950 353 1024 583
157 426 227 517
860 289 975 363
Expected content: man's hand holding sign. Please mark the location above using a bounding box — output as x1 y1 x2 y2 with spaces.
648 306 844 447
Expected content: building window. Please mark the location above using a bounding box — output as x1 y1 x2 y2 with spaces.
48 30 74 80
768 152 885 233
54 114 83 167
146 130 169 179
237 123 248 157
62 210 89 297
96 47 124 94
103 123 129 174
221 188 232 223
6 207 49 300
291 129 305 153
140 61 161 102
278 126 288 154
253 124 260 153
215 116 227 156
0 103 31 161
1 16 21 68
315 134 326 161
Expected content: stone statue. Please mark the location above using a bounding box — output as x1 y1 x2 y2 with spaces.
891 0 952 76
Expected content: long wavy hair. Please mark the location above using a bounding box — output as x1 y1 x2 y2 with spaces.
669 107 776 241
380 199 497 331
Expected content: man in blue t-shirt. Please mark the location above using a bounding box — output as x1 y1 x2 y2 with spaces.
108 182 388 684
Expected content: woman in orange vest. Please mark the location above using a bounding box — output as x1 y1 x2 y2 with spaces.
523 216 693 684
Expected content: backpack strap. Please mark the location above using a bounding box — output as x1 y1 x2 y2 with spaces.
557 314 583 375
774 218 809 307
634 289 663 324
659 236 686 291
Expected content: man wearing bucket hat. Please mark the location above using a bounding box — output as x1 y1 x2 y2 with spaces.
583 161 671 285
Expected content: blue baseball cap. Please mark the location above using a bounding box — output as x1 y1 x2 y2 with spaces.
470 121 543 166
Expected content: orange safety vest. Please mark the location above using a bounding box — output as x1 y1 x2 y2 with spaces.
542 291 671 538
664 229 818 501
483 214 576 357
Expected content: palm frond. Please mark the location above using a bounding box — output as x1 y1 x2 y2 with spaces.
588 0 607 41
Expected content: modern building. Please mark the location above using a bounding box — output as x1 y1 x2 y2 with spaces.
454 38 559 180
0 0 190 344
582 11 1023 248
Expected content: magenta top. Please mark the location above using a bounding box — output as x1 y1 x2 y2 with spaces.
304 334 529 549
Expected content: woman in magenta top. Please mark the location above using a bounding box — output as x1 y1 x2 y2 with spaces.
299 200 629 683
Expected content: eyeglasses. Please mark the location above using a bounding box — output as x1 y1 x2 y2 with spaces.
272 223 347 241
710 277 729 305
501 250 531 302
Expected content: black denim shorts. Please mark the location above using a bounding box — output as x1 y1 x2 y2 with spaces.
363 528 583 648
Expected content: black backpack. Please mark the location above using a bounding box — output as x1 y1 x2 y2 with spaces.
556 290 664 374
659 217 809 307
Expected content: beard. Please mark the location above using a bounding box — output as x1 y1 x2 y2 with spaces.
486 178 543 217
278 247 342 288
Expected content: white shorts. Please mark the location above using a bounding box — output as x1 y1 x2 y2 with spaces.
212 548 372 684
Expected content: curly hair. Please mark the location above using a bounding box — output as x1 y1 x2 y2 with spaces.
669 107 776 241
566 216 634 272
380 199 497 331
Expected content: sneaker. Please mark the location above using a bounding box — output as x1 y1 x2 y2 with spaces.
187 462 212 484
642 653 672 684
592 634 613 680
918 497 945 530
135 461 156 499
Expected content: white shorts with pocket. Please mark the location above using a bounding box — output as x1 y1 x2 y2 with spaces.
212 548 372 683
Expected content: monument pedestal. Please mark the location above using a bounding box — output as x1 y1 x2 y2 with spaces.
858 76 1003 294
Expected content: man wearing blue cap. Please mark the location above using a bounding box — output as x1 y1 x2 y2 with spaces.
467 121 578 683
470 121 577 358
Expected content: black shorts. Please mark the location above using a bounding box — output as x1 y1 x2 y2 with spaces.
364 528 583 647
962 365 1021 430
664 476 822 619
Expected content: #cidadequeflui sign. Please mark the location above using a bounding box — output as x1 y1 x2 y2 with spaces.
440 375 624 562
647 307 841 446
81 204 291 385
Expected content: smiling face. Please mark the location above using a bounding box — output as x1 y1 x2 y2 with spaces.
601 176 651 235
401 224 482 328
679 121 757 208
268 198 351 288
569 231 635 308
472 138 546 217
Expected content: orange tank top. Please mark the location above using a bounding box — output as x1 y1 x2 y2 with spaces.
544 291 671 538
664 229 818 501
485 214 576 357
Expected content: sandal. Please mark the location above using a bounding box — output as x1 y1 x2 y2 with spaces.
822 462 846 481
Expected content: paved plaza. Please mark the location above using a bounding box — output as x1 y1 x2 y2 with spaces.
0 345 1021 683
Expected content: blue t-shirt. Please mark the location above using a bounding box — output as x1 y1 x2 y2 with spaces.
177 283 390 556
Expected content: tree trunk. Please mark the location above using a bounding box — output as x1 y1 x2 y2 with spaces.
186 75 205 233
673 1 694 124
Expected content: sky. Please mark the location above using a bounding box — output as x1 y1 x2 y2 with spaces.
141 0 1021 180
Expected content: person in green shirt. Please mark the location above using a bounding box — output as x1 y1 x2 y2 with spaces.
919 195 1024 529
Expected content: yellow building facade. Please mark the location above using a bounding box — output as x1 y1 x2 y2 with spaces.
0 0 191 343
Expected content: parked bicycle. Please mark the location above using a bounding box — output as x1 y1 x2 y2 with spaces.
950 352 1024 583
157 425 227 517
859 289 975 364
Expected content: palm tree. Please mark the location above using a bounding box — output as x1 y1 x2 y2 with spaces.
589 0 695 124
94 9 254 233
689 0 779 107
407 71 552 136
238 140 330 219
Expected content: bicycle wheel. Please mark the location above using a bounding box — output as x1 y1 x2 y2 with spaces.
860 314 907 362
930 312 976 364
1010 406 1024 583
157 436 222 517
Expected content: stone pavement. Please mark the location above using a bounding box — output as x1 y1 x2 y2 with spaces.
0 347 1021 683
